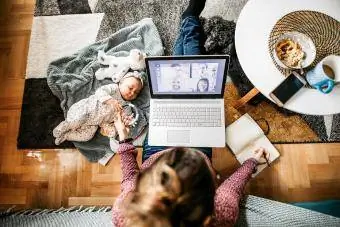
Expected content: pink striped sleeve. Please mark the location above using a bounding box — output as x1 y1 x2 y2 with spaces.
113 143 139 226
117 143 139 191
212 158 257 226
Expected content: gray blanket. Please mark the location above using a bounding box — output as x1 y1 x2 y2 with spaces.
47 18 164 162
1 196 339 226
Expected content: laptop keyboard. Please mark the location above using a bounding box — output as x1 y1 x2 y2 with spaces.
152 104 222 127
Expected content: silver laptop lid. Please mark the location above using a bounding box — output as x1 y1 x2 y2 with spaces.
146 55 229 99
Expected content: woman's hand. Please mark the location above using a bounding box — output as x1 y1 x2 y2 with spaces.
104 98 122 112
114 111 130 141
252 147 270 163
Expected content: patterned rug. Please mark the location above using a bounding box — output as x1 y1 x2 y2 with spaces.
18 0 340 155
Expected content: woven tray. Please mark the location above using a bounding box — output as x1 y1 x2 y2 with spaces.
268 10 340 77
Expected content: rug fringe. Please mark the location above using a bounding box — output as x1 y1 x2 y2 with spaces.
0 206 112 217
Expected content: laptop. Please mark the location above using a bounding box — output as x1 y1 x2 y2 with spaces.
146 55 230 147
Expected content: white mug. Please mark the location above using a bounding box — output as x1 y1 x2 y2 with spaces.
306 55 340 94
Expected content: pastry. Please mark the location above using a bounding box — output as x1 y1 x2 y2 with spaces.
276 38 305 67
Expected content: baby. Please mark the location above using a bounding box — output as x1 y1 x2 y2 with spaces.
53 71 144 145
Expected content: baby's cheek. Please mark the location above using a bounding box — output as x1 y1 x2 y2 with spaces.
121 92 129 100
119 88 128 99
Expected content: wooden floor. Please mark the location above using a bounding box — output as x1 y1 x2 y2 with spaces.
0 0 340 210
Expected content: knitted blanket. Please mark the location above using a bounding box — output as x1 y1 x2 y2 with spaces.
236 195 340 226
46 18 164 161
1 196 339 226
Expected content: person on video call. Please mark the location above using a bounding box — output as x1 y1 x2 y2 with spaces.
112 0 269 226
198 63 210 78
197 77 210 92
170 63 188 91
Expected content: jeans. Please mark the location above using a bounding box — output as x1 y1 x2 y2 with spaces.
173 16 205 55
142 134 212 162
142 16 212 163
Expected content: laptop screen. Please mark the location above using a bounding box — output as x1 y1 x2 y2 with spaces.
146 56 229 98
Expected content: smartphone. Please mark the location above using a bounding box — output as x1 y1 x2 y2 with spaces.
269 71 306 107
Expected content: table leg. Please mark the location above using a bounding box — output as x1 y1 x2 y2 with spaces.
232 87 260 109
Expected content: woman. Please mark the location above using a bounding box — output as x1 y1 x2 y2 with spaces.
112 110 267 227
197 78 209 92
112 0 268 226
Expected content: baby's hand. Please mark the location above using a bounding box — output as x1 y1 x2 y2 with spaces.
104 98 122 112
122 114 133 126
100 123 116 138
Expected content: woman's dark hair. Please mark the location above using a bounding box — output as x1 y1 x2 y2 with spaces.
197 78 209 92
124 148 216 227
169 148 215 226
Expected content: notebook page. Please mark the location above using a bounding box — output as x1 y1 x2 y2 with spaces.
235 135 280 177
226 114 263 154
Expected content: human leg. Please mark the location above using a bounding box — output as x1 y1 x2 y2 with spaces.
173 17 205 55
142 134 212 163
181 16 205 55
53 99 89 138
172 0 206 55
53 120 83 138
53 121 70 138
55 125 98 145
142 133 168 163
196 147 212 160
182 0 206 19
147 0 211 161
173 30 184 55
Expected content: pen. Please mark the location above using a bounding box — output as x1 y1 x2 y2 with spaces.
263 153 270 167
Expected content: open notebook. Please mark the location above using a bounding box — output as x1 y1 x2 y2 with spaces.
226 114 280 177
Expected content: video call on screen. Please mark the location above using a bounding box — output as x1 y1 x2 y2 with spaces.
148 59 226 95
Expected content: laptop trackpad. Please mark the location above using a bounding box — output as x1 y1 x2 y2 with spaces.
167 130 190 144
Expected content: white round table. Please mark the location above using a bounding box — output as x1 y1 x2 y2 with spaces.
235 0 340 115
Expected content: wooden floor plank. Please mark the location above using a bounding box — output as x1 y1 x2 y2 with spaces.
68 197 115 206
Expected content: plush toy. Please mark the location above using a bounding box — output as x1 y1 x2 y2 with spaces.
99 102 139 138
95 49 147 83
